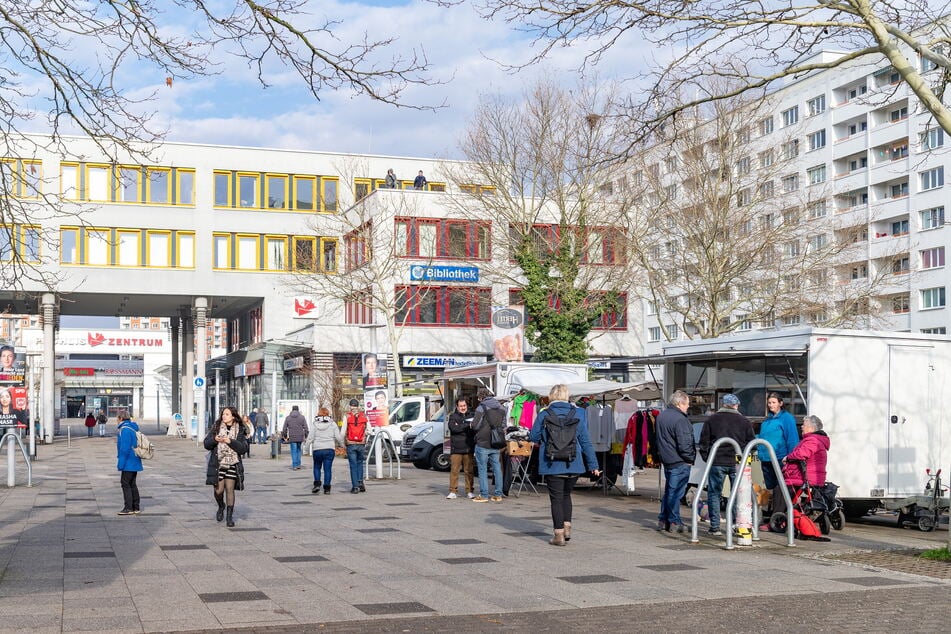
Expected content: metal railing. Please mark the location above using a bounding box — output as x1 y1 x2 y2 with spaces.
365 429 401 480
726 439 795 549
2 432 33 487
690 437 742 543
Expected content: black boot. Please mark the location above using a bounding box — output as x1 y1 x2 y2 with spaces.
215 493 225 522
323 485 331 495
226 506 235 527
358 481 366 492
312 481 321 494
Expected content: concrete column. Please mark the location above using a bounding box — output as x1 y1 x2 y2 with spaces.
171 318 180 417
40 293 55 443
182 317 194 433
194 297 208 443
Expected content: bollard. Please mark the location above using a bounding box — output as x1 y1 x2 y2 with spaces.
270 436 282 459
67 425 71 448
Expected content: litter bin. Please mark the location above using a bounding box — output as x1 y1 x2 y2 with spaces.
270 434 283 459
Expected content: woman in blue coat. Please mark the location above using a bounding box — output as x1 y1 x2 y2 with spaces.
757 392 799 515
116 409 143 515
529 384 601 546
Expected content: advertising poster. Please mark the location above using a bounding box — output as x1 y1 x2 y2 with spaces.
362 353 389 427
0 341 27 431
491 305 525 362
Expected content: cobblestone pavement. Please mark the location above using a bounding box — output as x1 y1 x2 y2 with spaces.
0 425 947 632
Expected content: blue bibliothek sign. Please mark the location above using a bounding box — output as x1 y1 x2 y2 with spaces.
409 265 480 283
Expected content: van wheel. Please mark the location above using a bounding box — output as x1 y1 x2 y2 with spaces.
431 449 450 472
412 460 431 470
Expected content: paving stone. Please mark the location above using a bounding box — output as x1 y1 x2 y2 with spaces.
352 601 435 615
199 590 269 603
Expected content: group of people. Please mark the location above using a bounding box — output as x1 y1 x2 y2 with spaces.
656 390 830 536
83 410 109 437
383 169 428 190
446 385 600 546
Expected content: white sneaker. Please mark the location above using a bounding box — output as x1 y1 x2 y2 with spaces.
466 492 475 499
446 492 458 499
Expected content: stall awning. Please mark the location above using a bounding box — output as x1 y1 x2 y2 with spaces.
626 348 807 365
522 379 661 401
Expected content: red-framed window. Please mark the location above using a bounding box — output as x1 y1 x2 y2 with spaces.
249 307 263 343
345 223 370 270
345 289 374 325
509 223 559 260
394 218 490 260
509 289 627 330
580 228 620 265
395 285 491 326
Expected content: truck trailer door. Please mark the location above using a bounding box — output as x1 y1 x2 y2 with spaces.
886 345 934 496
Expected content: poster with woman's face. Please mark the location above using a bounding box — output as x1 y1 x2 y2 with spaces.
364 389 389 428
0 343 25 386
361 352 387 388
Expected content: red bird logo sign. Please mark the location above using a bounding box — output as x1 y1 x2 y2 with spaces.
87 332 106 347
294 297 316 317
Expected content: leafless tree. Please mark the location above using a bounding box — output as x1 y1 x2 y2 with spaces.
438 81 637 363
470 0 951 143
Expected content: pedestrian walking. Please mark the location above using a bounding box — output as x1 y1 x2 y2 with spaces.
255 408 270 444
116 409 142 515
204 406 248 527
97 410 108 436
655 390 696 533
344 399 369 493
529 384 600 546
303 407 344 494
241 414 254 458
281 405 309 470
84 413 96 437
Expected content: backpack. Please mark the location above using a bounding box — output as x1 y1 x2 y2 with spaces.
475 407 507 448
543 408 580 463
133 429 154 460
97 413 107 424
346 414 367 443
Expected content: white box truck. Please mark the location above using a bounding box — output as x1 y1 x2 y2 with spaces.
645 327 951 518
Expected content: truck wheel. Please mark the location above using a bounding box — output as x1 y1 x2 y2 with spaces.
430 448 450 472
412 460 431 470
830 510 845 530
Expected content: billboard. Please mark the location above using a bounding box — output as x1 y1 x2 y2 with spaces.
491 306 524 362
0 339 27 430
362 353 388 427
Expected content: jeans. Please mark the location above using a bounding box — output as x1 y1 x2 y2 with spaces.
255 427 268 444
98 423 106 437
346 444 366 489
312 449 335 486
449 453 474 493
658 463 691 526
120 471 140 511
475 445 503 497
289 442 302 468
87 426 94 437
546 474 579 529
707 464 737 531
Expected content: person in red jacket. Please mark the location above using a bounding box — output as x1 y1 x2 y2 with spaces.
782 415 830 487
344 399 369 493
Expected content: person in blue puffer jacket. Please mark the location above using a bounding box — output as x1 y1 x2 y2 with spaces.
757 392 799 514
116 409 143 515
529 384 600 547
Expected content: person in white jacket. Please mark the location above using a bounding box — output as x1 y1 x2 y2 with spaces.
303 407 345 494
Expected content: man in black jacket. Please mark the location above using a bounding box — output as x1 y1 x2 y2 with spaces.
699 393 755 536
446 398 475 499
655 390 696 532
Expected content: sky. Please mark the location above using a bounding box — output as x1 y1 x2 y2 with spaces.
126 1 643 160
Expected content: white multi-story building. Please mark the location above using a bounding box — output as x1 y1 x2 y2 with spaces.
642 49 950 355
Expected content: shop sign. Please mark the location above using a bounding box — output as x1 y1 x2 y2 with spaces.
283 357 305 371
587 361 611 369
402 355 486 368
103 368 143 376
63 368 95 376
292 297 317 318
245 360 263 376
409 265 479 283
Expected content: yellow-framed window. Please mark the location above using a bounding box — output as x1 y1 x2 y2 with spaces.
354 177 374 202
86 164 112 202
177 169 195 205
428 182 446 192
322 177 339 212
213 233 231 269
61 162 80 200
292 236 316 271
265 174 288 210
146 167 171 204
320 237 338 273
146 230 171 267
116 165 142 203
21 160 42 199
116 229 141 266
176 231 195 268
60 227 80 264
293 175 316 211
213 171 232 207
236 173 259 209
235 234 259 269
0 159 16 198
264 235 288 270
20 225 41 262
85 227 111 265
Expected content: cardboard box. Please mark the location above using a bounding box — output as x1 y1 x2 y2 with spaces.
507 440 533 457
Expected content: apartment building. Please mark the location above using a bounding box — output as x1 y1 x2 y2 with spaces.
641 49 950 354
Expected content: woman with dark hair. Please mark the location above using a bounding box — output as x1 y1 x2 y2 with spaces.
757 392 799 518
0 387 26 432
204 406 249 527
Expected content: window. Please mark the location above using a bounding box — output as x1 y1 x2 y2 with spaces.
395 285 491 326
784 241 800 257
0 224 41 262
809 269 828 286
759 180 774 198
890 182 909 198
920 206 945 230
783 274 800 291
265 236 287 270
214 171 231 206
345 289 374 325
890 143 909 160
851 264 867 280
807 95 826 116
846 84 867 101
922 53 940 72
735 157 751 176
847 190 868 207
807 165 826 185
782 208 798 225
60 228 78 264
213 234 230 269
61 163 79 200
647 301 657 315
236 234 258 269
582 228 619 265
237 173 259 208
891 219 909 235
178 169 195 205
808 200 827 219
847 121 868 136
321 238 338 273
736 127 751 144
782 174 799 193
116 230 140 266
294 176 315 211
323 178 338 212
758 149 774 168
921 128 944 150
889 106 908 122
266 174 287 209
759 116 774 136
664 156 678 173
737 315 752 331
740 219 753 235
117 166 141 202
588 292 628 330
146 168 170 204
781 106 799 127
807 234 827 252
808 129 826 151
293 236 316 271
920 166 944 191
216 170 339 211
848 156 868 172
892 256 910 274
922 327 947 334
1 159 42 199
146 231 171 267
86 165 110 201
666 324 679 340
781 314 801 326
648 326 661 342
761 213 775 229
396 218 491 260
781 139 799 160
921 287 946 309
921 246 945 269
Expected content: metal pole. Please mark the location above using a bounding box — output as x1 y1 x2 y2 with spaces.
28 356 36 459
271 370 278 436
155 387 160 433
7 432 14 486
214 368 221 423
195 297 208 446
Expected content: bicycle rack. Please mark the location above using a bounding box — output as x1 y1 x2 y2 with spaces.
364 429 401 480
690 437 742 544
726 439 794 549
2 432 33 487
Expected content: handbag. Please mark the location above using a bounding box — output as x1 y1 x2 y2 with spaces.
235 460 245 491
489 425 506 449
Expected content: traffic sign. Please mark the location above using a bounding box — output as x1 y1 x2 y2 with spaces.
194 377 205 388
